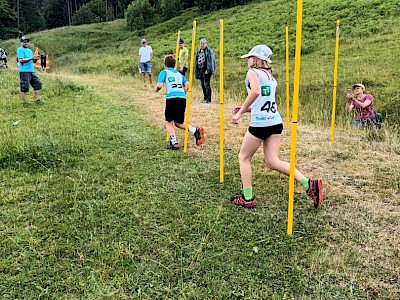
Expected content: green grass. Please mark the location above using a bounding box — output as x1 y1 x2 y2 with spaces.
1 68 399 298
2 0 399 129
1 0 400 298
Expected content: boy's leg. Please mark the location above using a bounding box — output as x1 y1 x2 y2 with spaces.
174 122 204 145
165 121 176 137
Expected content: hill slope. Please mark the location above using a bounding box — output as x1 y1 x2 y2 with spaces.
1 0 400 298
2 0 400 127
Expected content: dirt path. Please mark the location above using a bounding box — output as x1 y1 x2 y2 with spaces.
53 72 400 203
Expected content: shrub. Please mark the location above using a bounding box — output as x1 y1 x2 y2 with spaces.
126 0 156 31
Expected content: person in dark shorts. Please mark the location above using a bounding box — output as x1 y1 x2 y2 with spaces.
40 50 47 73
155 55 204 150
17 36 43 106
230 45 323 209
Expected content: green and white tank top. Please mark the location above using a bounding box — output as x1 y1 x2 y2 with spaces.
245 68 282 127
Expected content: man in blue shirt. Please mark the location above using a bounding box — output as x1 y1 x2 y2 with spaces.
156 54 204 150
17 36 42 106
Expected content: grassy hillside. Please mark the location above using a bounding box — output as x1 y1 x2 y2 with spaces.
1 68 399 299
1 0 400 299
2 0 400 128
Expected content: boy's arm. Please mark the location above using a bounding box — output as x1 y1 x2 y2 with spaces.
183 82 189 93
155 83 163 92
155 70 165 92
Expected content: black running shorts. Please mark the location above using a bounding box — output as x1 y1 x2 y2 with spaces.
165 97 186 124
20 72 42 93
248 123 283 140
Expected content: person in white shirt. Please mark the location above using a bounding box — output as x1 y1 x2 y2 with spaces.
230 45 323 209
138 39 153 87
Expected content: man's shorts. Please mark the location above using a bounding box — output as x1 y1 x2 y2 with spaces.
165 97 186 124
139 61 152 73
20 72 42 93
248 123 283 140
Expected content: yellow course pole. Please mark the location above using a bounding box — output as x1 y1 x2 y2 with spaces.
219 19 225 183
330 20 340 145
174 31 181 69
166 31 182 142
287 0 304 235
183 21 197 153
285 26 290 128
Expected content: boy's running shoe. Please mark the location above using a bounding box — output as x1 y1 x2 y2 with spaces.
35 99 44 105
194 127 204 146
230 194 256 209
306 178 323 208
167 142 180 150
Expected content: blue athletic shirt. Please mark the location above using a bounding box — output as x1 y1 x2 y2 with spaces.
157 68 188 100
17 46 35 72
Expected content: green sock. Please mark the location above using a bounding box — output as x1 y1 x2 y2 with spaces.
300 177 309 190
243 187 253 200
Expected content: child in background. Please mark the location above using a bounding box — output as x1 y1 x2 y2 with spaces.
156 55 204 150
230 45 323 209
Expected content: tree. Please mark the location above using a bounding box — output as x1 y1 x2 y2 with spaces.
18 0 44 33
0 0 18 39
43 0 69 29
72 3 98 25
71 0 113 25
158 0 181 22
126 0 155 31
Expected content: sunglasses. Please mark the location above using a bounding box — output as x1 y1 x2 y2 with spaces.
22 40 29 43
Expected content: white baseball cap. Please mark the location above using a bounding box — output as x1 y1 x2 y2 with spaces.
241 45 273 63
352 83 365 90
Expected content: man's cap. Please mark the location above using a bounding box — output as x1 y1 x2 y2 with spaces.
200 38 207 43
20 36 29 42
141 39 147 43
179 38 184 44
352 83 365 90
241 45 273 63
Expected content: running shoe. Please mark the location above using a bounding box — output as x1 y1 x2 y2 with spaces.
167 142 180 150
194 127 205 146
306 178 323 208
230 194 256 209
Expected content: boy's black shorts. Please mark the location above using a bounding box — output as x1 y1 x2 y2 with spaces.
20 72 42 93
165 97 186 124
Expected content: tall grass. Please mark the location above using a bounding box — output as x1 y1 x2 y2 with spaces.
2 0 399 129
1 67 399 299
1 1 400 298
